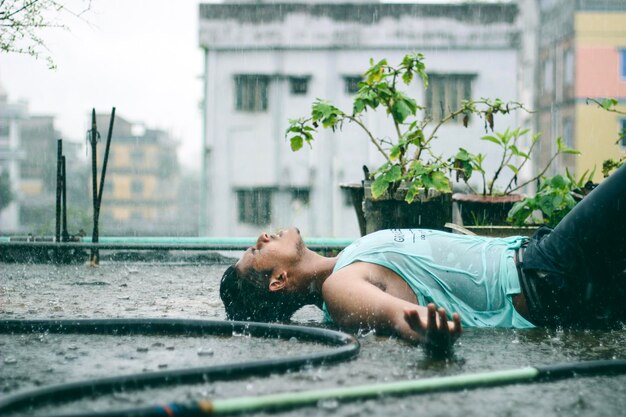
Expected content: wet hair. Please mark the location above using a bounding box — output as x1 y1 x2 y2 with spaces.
219 265 305 322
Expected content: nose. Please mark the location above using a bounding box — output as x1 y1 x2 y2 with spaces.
256 232 270 248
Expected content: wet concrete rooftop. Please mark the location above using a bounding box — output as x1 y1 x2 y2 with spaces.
1 258 626 416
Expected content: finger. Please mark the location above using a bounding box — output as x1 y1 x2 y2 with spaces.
427 303 437 331
452 312 462 339
438 307 449 334
404 308 424 332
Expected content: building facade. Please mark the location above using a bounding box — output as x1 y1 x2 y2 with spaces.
198 1 528 238
535 0 626 180
0 83 27 233
94 113 183 236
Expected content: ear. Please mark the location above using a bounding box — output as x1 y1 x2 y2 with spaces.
269 271 287 292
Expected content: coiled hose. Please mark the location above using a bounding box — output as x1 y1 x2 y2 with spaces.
0 318 360 416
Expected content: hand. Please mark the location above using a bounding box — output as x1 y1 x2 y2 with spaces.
404 303 462 359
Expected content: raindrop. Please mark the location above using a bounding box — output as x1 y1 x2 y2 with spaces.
197 348 214 357
317 398 339 410
4 357 17 364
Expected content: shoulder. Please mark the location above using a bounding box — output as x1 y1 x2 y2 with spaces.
322 262 370 293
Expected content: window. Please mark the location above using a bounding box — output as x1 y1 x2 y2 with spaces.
289 76 310 95
131 149 143 163
290 187 310 205
621 49 626 79
131 179 144 195
0 121 9 137
564 48 574 86
343 75 363 95
543 58 554 93
562 117 574 148
425 74 473 122
235 75 269 112
237 188 272 225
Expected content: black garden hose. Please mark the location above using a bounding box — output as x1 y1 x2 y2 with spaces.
0 318 360 416
2 319 626 417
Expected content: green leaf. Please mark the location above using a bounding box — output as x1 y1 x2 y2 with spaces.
290 136 303 152
506 164 519 175
405 181 421 204
391 99 413 123
509 145 529 159
430 171 451 192
389 145 402 161
384 164 402 182
454 148 471 161
481 135 502 145
353 99 365 114
601 98 618 110
371 176 390 198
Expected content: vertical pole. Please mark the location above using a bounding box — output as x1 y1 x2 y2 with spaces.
61 155 69 243
90 109 99 265
199 47 209 236
96 107 115 213
55 139 62 243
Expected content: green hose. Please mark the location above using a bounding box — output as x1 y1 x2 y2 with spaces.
35 359 626 417
210 366 539 414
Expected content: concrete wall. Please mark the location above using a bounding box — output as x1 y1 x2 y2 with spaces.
199 1 523 238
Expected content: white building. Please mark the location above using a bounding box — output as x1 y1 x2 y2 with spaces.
198 1 528 238
0 82 28 233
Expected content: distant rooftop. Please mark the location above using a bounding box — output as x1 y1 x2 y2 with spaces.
199 2 518 25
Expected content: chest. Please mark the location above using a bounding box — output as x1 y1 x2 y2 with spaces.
346 262 419 305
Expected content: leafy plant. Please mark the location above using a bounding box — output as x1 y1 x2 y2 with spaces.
507 168 595 227
0 0 92 69
286 53 526 203
453 128 580 196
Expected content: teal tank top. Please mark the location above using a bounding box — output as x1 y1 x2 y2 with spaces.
323 229 535 328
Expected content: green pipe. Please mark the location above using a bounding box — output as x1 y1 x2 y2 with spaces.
0 236 353 251
38 359 626 416
210 367 539 415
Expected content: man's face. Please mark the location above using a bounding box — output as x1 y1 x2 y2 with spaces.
236 227 305 278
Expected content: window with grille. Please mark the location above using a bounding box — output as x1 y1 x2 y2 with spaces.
289 76 310 95
234 75 270 112
343 75 363 95
236 188 273 225
131 179 144 195
425 74 474 122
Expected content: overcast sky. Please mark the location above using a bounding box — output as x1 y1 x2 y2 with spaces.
0 0 484 172
0 0 206 171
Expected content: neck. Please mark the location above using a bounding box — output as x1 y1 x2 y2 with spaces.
291 248 337 297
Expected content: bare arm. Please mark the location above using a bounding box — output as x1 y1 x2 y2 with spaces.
322 268 461 356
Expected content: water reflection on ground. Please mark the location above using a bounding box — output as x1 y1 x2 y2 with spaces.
1 259 625 416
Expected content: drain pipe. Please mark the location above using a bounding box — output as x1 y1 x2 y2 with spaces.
55 139 63 243
96 107 115 224
89 109 100 265
61 155 69 243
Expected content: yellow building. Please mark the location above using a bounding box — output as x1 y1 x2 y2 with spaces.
537 0 626 182
95 114 181 235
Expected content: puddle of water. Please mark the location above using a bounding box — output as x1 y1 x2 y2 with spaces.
1 261 626 416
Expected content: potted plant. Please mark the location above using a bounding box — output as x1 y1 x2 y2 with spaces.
507 168 596 228
286 53 526 235
451 128 580 230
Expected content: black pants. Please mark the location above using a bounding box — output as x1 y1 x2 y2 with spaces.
519 163 626 328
